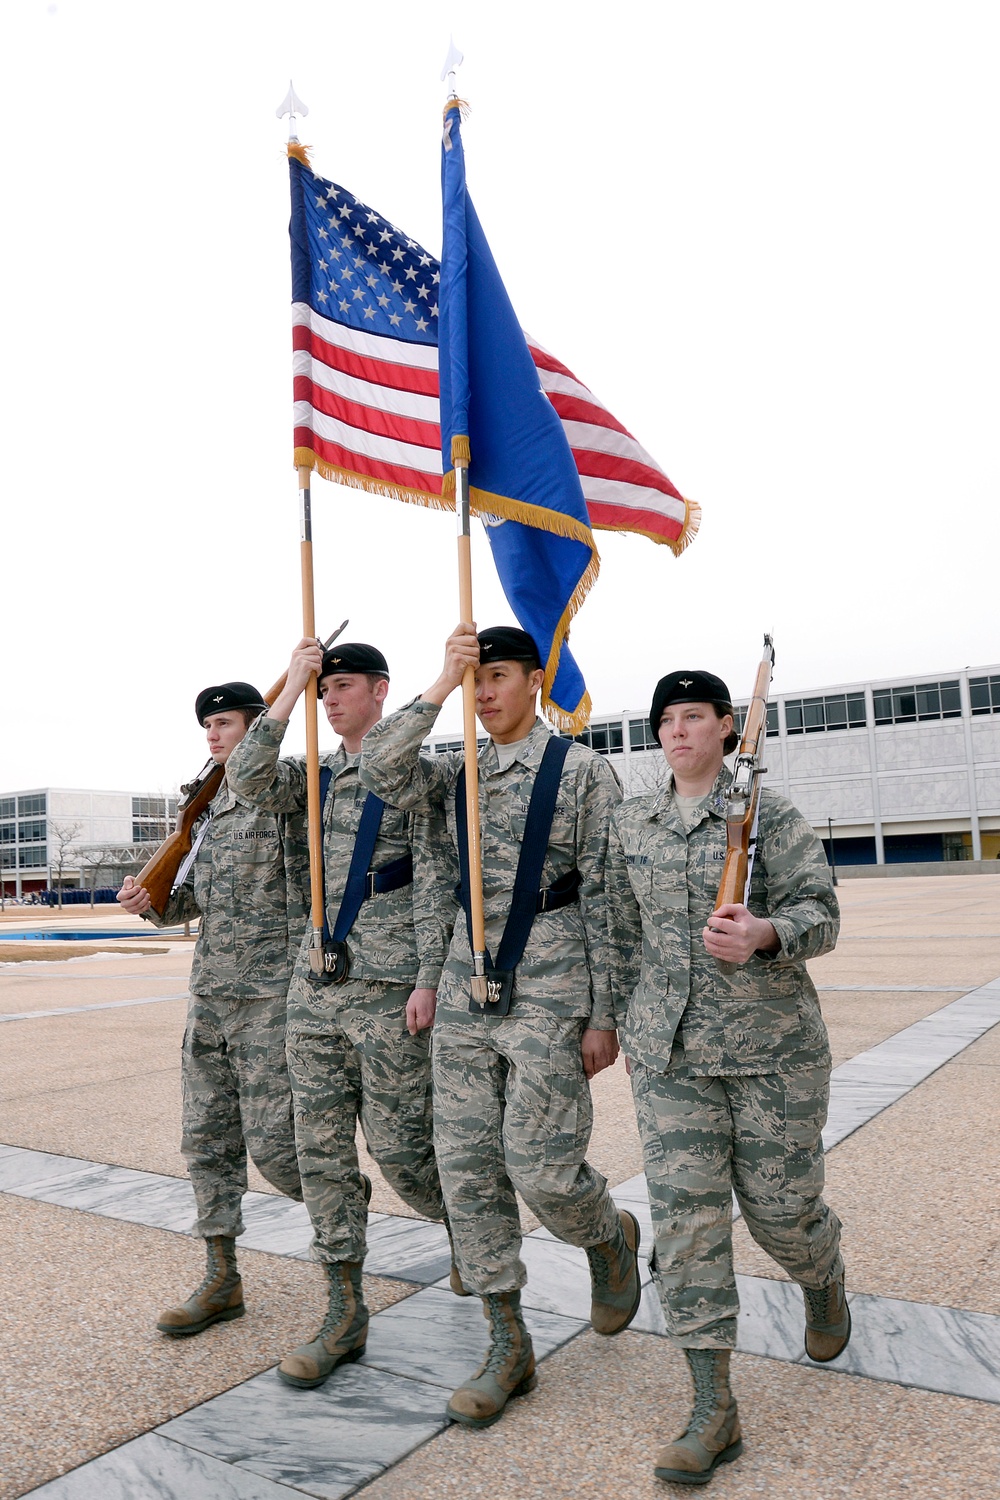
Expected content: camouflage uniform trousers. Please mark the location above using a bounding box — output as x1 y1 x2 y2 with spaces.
432 1002 621 1295
630 1056 844 1348
181 992 303 1239
285 975 446 1263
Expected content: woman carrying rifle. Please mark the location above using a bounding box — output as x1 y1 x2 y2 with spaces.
606 670 847 1487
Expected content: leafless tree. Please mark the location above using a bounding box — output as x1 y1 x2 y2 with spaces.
48 820 82 907
625 752 669 797
76 845 113 908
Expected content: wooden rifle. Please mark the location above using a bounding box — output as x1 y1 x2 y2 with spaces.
714 634 775 972
135 624 347 918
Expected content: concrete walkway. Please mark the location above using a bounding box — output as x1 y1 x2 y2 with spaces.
2 878 999 1498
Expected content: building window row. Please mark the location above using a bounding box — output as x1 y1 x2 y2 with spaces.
733 702 781 738
785 693 866 736
0 823 14 844
18 820 47 843
430 737 488 755
133 821 168 842
872 680 961 726
566 721 624 755
132 796 177 819
970 674 1000 716
19 847 46 867
426 668 1000 762
17 794 46 817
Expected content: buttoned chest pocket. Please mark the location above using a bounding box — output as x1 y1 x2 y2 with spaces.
644 843 688 925
687 842 727 906
232 838 287 936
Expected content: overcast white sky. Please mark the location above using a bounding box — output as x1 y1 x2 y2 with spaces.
1 0 997 795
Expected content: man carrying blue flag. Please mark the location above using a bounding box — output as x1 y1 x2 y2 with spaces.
359 621 640 1427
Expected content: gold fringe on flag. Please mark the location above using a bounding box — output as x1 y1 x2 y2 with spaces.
301 448 610 733
451 434 471 466
439 467 601 734
287 142 312 166
591 494 702 557
294 449 454 514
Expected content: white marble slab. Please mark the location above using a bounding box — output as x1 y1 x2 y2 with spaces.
238 1194 320 1257
824 978 1000 1146
817 985 971 992
735 1276 1000 1403
513 1230 652 1322
0 1146 103 1196
839 1291 1000 1402
627 1269 807 1352
24 1432 303 1498
0 991 190 1024
363 1284 584 1389
156 1363 449 1499
9 1159 197 1233
362 1215 453 1284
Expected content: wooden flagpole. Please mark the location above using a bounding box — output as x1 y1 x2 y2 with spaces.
454 452 490 1005
299 463 326 975
277 91 325 974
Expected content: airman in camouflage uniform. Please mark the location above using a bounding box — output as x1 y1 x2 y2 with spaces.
226 639 455 1389
606 669 847 1485
118 680 307 1338
359 624 642 1428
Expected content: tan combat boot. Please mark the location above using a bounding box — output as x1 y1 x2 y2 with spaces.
585 1209 641 1335
446 1291 537 1428
654 1348 743 1486
803 1273 851 1362
156 1235 244 1337
278 1261 368 1388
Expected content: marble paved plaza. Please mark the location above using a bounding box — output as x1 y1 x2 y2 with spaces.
1 879 999 1498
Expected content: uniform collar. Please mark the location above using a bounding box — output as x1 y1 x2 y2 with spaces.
481 716 551 774
213 779 239 813
648 765 732 829
330 743 355 776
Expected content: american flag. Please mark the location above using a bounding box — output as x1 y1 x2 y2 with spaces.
289 146 699 553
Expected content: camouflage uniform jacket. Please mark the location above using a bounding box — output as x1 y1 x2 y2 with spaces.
143 779 309 1001
226 714 454 989
607 766 839 1075
358 699 622 1027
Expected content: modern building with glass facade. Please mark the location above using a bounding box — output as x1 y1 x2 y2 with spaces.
425 663 1000 866
0 789 178 898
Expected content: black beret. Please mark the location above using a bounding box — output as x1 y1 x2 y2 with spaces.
478 626 542 669
318 642 389 692
195 681 268 725
649 670 734 741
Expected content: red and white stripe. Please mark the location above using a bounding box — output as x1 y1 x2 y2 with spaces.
293 303 692 548
526 339 691 548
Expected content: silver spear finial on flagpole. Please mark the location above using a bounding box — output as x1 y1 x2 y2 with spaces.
276 81 309 142
440 37 464 98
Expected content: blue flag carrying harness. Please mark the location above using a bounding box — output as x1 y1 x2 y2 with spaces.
314 766 413 984
455 736 579 1015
